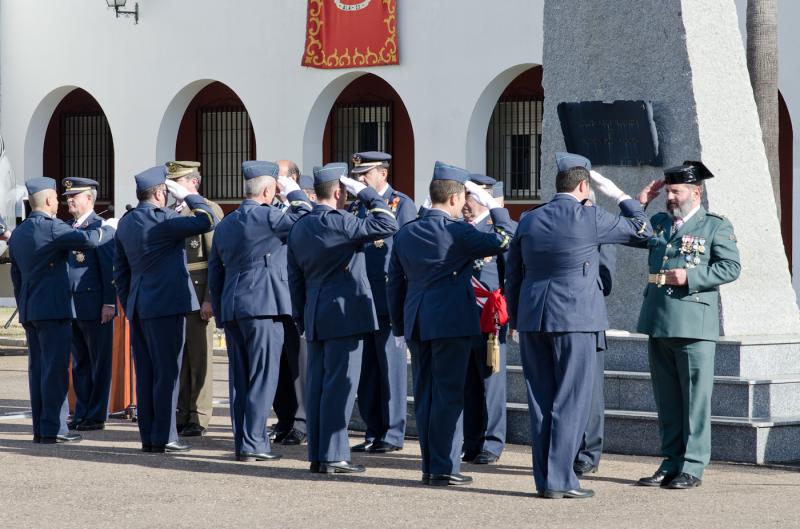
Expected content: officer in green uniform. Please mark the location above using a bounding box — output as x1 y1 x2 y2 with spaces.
635 161 741 490
167 161 225 437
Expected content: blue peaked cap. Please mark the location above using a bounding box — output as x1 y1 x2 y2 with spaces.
135 166 167 192
242 160 278 180
555 152 592 172
26 177 57 195
314 163 348 185
432 161 469 184
468 173 497 187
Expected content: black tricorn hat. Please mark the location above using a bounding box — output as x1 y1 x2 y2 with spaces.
663 160 714 185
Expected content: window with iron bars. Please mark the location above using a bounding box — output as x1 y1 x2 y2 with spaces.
331 102 393 169
486 97 544 201
197 106 255 201
60 112 114 202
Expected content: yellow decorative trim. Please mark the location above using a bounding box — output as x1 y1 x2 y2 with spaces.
302 0 398 69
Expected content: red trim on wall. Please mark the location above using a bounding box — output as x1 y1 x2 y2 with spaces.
779 91 793 268
322 74 415 198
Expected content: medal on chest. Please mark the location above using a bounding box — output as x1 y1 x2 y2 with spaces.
189 238 201 250
679 235 705 268
74 251 86 263
373 239 385 248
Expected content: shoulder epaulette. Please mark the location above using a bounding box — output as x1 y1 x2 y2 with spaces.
705 211 726 219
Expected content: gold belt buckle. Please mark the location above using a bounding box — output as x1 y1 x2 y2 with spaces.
657 271 666 288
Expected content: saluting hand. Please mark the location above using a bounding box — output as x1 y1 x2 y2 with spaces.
340 176 367 196
589 170 629 202
464 181 500 209
638 179 666 206
278 176 300 196
165 179 190 201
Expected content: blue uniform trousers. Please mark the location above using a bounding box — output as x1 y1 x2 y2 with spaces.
24 320 71 438
131 315 185 447
306 335 363 463
408 337 471 476
519 331 595 492
224 317 283 454
575 347 605 468
356 316 407 447
273 318 307 435
463 333 507 458
71 318 114 423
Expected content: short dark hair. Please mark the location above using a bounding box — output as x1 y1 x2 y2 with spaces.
286 162 300 179
430 180 464 204
136 183 165 202
314 180 340 200
556 167 590 193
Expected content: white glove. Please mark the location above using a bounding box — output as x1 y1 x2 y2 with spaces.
464 181 500 209
589 170 629 203
422 196 432 209
394 336 406 350
165 179 190 201
101 217 119 230
278 176 300 195
340 176 367 196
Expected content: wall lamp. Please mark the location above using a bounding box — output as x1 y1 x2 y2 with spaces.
106 0 139 24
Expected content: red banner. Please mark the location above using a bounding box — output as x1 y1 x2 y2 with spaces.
302 0 398 69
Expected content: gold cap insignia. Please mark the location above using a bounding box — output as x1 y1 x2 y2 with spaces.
64 180 73 189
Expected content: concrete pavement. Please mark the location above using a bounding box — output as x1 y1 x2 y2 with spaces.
1 354 800 529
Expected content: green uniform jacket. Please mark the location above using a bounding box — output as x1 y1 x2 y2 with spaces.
636 206 741 341
177 198 224 305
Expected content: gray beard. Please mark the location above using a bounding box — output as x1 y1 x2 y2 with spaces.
669 199 695 219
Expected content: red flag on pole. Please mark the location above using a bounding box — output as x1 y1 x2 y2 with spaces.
302 0 398 69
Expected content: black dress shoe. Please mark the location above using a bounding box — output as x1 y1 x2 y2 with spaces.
471 451 499 465
351 440 373 452
180 424 206 437
637 469 678 487
281 429 306 445
310 462 321 473
76 420 105 432
573 460 597 476
32 436 42 444
39 433 82 444
164 440 191 452
429 473 473 486
461 450 479 463
542 488 595 499
237 450 282 462
421 473 431 485
67 419 82 431
319 461 366 474
665 473 702 489
141 444 153 453
271 429 291 443
368 441 402 453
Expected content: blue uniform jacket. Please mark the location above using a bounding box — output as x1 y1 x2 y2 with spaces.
287 187 399 342
505 195 651 332
208 191 312 324
113 194 215 320
9 211 112 324
349 185 417 316
387 207 514 341
471 214 518 293
68 211 116 320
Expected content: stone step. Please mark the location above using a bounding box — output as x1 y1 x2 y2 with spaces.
405 360 800 418
351 398 800 464
0 344 26 356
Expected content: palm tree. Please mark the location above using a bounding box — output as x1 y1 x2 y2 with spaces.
746 0 780 218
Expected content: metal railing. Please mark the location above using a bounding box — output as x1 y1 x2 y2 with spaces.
197 106 254 201
331 102 393 168
60 112 114 201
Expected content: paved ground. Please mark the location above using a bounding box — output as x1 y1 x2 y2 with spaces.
2 354 800 529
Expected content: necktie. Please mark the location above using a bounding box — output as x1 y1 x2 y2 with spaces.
671 217 684 236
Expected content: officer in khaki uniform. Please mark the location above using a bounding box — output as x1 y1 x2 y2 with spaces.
166 161 225 437
635 161 740 490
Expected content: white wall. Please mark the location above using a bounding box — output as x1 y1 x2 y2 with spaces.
0 0 542 212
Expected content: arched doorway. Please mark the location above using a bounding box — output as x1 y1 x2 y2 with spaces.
173 81 256 213
321 74 415 198
485 66 543 219
41 88 115 219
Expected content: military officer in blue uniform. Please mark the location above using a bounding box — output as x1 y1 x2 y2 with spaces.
505 153 653 498
9 177 112 443
270 159 310 446
114 166 215 453
635 161 740 490
298 174 317 203
287 163 398 474
208 160 312 461
62 177 116 432
388 162 514 486
460 173 515 465
347 151 417 454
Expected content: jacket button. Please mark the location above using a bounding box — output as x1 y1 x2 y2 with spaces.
663 256 668 261
666 244 672 249
87 287 91 291
49 262 54 267
452 271 457 276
